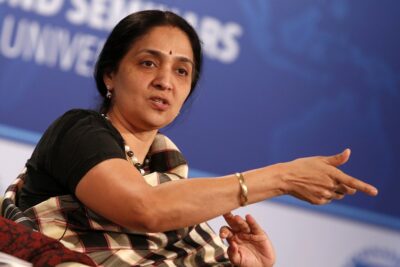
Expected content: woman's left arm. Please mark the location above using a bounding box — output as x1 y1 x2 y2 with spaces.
220 213 275 267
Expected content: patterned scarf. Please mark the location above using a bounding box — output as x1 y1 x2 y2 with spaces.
2 134 231 267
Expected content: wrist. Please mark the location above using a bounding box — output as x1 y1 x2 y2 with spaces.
235 172 248 206
269 163 289 195
241 164 287 203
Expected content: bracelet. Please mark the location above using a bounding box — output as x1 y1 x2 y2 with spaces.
235 172 248 206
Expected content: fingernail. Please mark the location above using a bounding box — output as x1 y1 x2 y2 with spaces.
371 188 378 195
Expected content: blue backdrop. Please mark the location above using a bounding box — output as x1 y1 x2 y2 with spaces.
1 0 399 228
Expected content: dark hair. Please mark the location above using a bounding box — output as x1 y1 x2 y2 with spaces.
94 10 202 113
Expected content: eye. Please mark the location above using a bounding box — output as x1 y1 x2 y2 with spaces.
176 67 189 76
140 60 156 68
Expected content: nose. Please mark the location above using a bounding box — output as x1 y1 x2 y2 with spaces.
152 67 173 91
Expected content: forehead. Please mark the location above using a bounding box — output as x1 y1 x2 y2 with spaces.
129 26 194 60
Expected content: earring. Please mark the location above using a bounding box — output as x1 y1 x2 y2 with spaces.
106 85 112 99
106 90 112 99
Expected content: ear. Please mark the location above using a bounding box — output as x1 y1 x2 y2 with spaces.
103 71 114 90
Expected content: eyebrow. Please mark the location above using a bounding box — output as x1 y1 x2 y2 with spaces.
137 49 194 67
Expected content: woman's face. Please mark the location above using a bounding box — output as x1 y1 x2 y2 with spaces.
104 26 194 131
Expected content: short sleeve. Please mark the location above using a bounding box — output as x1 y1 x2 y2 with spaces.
46 110 126 193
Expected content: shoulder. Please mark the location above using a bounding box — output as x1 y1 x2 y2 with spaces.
54 109 105 128
50 109 121 140
35 109 124 156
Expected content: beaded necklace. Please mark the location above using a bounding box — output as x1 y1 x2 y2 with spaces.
101 113 148 175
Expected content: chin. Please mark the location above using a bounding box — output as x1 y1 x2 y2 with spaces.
143 117 175 131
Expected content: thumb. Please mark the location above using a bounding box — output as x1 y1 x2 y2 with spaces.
326 148 351 167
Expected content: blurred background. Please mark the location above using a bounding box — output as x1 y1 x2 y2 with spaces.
1 1 399 266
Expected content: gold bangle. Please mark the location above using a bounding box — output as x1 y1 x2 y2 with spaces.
235 172 248 206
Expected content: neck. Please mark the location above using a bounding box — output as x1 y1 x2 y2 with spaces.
106 109 158 164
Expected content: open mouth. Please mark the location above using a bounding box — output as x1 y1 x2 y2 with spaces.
151 97 168 105
149 96 170 110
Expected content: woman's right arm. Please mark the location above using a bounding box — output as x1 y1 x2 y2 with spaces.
75 148 377 232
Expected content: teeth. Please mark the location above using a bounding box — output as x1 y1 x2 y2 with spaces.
153 98 165 104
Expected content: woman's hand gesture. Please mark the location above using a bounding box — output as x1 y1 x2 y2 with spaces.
274 148 378 205
220 213 275 267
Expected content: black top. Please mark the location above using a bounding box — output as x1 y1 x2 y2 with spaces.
18 109 126 211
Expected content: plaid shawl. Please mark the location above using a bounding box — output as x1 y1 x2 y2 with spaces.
2 134 231 266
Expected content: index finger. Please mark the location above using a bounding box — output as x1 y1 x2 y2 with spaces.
223 213 240 232
224 213 251 233
332 169 378 196
223 212 235 225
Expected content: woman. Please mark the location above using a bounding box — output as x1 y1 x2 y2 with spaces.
7 10 377 267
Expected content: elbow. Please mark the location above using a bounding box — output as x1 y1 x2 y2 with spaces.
134 213 169 233
122 199 166 233
138 215 164 233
